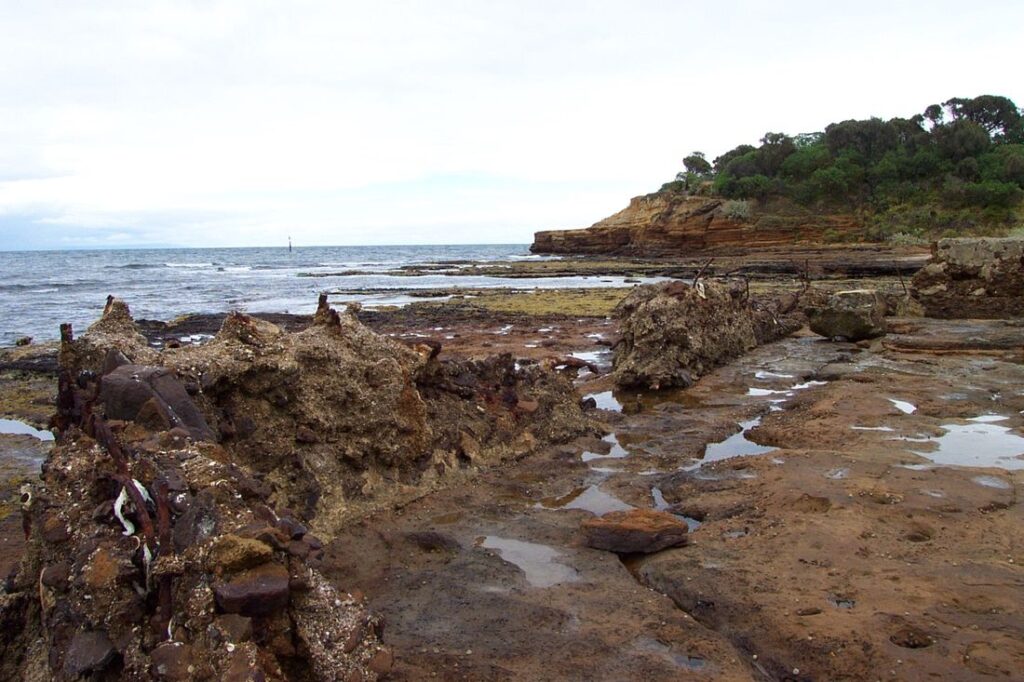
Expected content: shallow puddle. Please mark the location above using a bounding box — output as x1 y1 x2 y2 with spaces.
755 370 794 380
479 536 579 588
536 485 633 515
889 399 917 414
972 475 1011 490
585 391 622 412
0 418 54 441
702 418 776 463
581 433 630 462
571 350 611 367
651 486 702 530
909 419 1024 470
748 387 790 397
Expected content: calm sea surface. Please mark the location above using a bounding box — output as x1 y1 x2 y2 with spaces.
0 244 647 346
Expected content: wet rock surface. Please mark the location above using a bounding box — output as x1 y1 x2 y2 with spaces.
2 268 1023 680
612 280 802 389
807 288 888 341
911 237 1024 318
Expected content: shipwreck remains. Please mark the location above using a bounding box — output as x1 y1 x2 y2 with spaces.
0 294 593 680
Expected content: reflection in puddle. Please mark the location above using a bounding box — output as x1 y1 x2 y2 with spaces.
972 475 1011 490
582 433 630 462
571 350 611 367
633 636 706 671
0 418 54 441
889 399 917 414
825 467 849 479
748 387 790 397
755 370 794 380
537 485 633 515
702 418 776 463
792 380 828 390
851 425 895 432
585 391 622 412
909 419 1024 470
480 536 579 588
651 486 702 530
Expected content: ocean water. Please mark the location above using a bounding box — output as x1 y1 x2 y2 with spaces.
0 244 646 346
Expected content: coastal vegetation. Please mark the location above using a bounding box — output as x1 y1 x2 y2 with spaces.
665 95 1024 241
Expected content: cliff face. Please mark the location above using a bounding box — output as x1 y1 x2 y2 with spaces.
531 193 861 255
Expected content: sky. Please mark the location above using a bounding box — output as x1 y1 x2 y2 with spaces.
1 1 1022 250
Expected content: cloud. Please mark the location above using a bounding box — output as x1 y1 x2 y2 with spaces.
1 1 1022 248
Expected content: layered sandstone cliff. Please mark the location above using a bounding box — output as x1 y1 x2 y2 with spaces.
531 193 861 255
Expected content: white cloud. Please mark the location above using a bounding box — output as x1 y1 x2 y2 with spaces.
0 0 1022 248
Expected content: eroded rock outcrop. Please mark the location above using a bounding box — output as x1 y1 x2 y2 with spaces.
807 289 887 341
612 280 803 390
531 193 860 255
911 237 1024 318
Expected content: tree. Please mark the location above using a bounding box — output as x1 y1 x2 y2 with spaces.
683 151 712 176
944 95 1023 142
756 132 796 176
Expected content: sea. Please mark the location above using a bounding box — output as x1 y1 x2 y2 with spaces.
0 244 647 346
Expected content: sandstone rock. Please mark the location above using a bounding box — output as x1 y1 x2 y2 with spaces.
582 509 689 554
911 237 1024 318
613 280 801 389
208 534 273 574
531 193 861 255
807 289 887 341
63 630 117 677
214 563 290 617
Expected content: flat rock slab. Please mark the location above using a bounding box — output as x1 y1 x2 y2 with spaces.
581 509 688 554
213 563 290 617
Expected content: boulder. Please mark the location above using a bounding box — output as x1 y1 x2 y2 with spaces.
214 563 291 617
807 289 887 341
63 630 118 678
613 280 801 390
582 509 689 553
911 238 1024 318
100 364 215 440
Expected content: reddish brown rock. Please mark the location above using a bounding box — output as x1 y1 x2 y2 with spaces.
581 509 688 554
531 193 861 255
151 641 194 680
214 563 290 617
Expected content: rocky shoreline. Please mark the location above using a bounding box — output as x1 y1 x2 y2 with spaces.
1 241 1022 680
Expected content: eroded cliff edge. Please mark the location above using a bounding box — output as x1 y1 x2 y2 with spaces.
531 193 862 256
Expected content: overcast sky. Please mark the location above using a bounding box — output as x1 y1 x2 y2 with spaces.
1 1 1022 250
